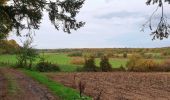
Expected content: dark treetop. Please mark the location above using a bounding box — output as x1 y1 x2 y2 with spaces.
0 0 85 39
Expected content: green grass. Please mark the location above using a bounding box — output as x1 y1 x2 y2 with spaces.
22 69 91 100
42 53 81 72
2 71 20 95
0 54 17 65
0 54 79 72
0 53 165 72
7 74 19 95
42 53 71 65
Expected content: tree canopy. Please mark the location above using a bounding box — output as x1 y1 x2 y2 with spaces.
0 0 170 40
0 0 85 39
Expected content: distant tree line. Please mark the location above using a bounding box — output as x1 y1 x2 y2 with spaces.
38 48 170 58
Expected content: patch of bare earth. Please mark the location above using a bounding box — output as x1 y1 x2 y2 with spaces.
47 72 170 100
0 68 58 100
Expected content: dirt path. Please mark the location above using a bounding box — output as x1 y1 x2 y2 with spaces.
0 69 8 99
47 72 170 100
0 68 58 100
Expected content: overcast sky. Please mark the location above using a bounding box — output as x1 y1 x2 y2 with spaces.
9 0 170 49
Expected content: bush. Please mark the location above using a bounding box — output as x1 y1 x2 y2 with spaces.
154 59 170 72
126 54 158 72
126 54 142 71
70 57 85 65
100 56 112 72
36 62 60 72
82 56 97 72
127 58 170 72
123 52 127 58
134 59 158 72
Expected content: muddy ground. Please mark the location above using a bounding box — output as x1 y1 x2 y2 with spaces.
0 68 58 100
47 72 170 100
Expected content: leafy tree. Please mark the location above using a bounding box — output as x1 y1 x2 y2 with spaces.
100 56 112 72
0 0 85 39
0 39 19 54
83 56 97 72
143 0 170 40
16 37 38 69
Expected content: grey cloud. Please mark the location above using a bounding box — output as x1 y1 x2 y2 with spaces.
95 11 148 19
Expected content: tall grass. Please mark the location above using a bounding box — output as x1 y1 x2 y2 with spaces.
22 69 92 100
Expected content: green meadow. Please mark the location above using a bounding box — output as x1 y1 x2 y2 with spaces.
0 53 164 72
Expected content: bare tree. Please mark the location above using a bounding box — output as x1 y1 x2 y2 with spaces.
142 0 170 40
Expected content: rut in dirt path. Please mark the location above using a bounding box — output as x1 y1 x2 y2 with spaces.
0 70 8 99
0 68 58 100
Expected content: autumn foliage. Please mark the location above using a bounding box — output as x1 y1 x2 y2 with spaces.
70 57 85 65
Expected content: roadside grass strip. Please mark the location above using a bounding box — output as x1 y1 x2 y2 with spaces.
22 69 92 100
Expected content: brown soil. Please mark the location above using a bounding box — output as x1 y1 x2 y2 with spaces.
0 68 58 100
47 72 170 100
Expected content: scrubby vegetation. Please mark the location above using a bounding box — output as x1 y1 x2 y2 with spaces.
36 62 60 72
22 69 91 100
16 38 38 69
82 56 97 72
1 47 170 72
70 57 85 65
100 56 112 72
126 54 170 72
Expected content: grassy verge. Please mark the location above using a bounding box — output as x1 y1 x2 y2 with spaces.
22 69 92 100
5 74 20 95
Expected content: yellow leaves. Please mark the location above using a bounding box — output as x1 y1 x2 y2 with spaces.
127 54 158 71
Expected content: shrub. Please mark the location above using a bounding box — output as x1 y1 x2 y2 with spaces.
127 58 170 72
126 54 158 72
134 59 158 72
36 62 60 72
16 38 38 69
70 57 85 65
100 56 112 72
82 56 97 72
155 59 170 72
126 54 142 71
